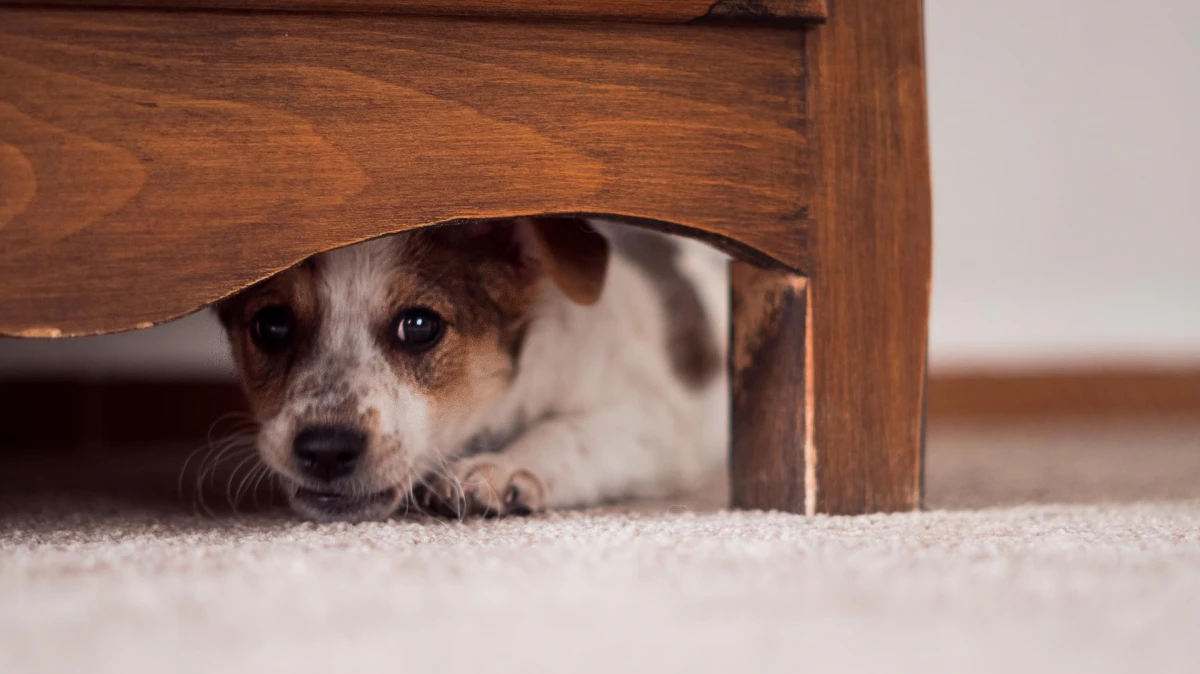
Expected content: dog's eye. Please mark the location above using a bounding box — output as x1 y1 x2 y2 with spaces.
393 308 444 352
251 305 293 352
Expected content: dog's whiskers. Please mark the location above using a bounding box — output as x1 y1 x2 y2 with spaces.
225 451 263 514
178 427 258 518
249 465 273 512
430 453 468 523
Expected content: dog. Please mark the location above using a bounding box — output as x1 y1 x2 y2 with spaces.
217 217 728 521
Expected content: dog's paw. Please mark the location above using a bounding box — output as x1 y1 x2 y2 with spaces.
414 455 545 518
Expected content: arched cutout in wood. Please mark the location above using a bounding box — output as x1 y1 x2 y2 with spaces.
0 212 798 338
0 8 810 338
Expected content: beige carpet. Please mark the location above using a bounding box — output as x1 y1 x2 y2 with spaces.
3 420 1200 674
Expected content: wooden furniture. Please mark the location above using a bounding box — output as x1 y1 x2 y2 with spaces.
0 0 932 515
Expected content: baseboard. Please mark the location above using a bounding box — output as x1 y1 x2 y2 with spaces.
3 369 1199 449
928 369 1200 422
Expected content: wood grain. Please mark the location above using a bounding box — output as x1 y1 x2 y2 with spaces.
729 262 811 514
802 0 932 514
0 10 810 337
0 0 828 22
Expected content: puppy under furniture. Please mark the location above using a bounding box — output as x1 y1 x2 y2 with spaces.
0 0 931 515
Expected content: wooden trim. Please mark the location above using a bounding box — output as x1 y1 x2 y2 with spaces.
929 370 1200 422
0 0 828 23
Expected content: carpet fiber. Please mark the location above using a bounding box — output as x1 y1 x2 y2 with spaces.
3 420 1200 673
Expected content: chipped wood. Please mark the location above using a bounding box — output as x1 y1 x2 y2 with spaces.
729 262 809 513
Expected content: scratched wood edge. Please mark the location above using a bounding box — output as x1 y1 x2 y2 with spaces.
803 274 815 515
0 214 796 340
0 0 828 22
5 369 1200 450
803 0 932 515
728 261 809 514
703 0 827 23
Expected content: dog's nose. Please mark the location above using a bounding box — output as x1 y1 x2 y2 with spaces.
293 426 366 482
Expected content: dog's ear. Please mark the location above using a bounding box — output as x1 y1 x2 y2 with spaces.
520 217 610 305
211 293 242 330
435 217 610 305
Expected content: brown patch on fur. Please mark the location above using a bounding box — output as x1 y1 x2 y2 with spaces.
503 320 531 374
610 227 721 389
216 262 319 418
372 225 542 416
217 219 608 475
523 217 610 305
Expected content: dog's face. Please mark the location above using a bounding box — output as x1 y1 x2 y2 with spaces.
218 219 608 521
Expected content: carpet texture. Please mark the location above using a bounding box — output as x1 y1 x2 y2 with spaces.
3 420 1200 674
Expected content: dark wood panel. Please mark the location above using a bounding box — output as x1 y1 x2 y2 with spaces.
0 10 810 337
729 263 811 514
0 0 827 23
803 0 932 514
0 379 247 449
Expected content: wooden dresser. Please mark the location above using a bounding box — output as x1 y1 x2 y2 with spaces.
0 0 932 515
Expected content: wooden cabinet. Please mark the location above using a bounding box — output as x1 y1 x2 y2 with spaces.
0 0 930 515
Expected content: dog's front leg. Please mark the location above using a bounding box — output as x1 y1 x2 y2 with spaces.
426 403 697 516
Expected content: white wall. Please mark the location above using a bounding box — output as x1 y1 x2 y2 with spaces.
1 0 1198 377
927 0 1200 368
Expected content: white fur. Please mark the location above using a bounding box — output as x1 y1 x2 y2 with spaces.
259 240 431 496
436 221 729 508
256 221 729 514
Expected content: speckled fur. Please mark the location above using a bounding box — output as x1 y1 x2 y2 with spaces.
220 219 728 520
